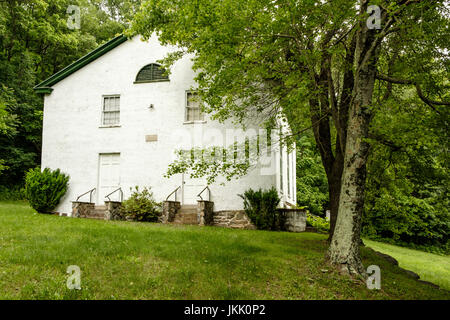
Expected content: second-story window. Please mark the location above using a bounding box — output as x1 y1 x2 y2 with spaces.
185 92 204 122
102 95 120 126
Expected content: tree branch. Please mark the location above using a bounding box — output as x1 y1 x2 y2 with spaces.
376 73 450 114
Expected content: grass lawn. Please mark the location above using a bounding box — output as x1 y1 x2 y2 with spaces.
0 201 448 300
363 239 450 291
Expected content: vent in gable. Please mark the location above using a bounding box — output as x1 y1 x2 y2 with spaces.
135 63 169 83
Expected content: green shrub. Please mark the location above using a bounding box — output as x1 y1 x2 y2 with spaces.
362 187 450 254
25 167 69 213
120 186 162 222
306 213 330 233
239 187 284 231
0 185 26 201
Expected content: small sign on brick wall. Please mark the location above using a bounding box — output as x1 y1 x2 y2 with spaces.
145 134 158 142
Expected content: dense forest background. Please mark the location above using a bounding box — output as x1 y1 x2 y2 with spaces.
0 0 139 188
0 0 448 253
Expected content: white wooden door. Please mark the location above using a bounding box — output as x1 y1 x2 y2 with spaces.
98 153 121 203
182 174 206 204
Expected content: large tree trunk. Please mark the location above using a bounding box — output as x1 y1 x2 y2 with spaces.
311 33 354 241
327 101 372 275
328 4 380 275
328 180 340 238
311 117 343 241
327 152 344 239
309 70 344 240
327 36 355 239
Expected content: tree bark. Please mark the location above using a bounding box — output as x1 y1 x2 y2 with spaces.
327 98 372 275
327 147 344 238
328 3 380 275
309 95 342 238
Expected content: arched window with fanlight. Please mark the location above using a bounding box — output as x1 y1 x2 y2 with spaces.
134 63 169 83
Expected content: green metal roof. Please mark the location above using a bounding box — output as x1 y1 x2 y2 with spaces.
34 34 128 94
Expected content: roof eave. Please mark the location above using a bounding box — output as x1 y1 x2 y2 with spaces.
34 87 54 94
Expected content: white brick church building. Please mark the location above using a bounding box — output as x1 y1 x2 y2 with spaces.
34 35 297 217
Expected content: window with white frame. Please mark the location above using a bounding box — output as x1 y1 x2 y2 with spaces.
102 95 120 126
287 152 291 198
185 92 204 122
291 153 295 201
279 144 283 193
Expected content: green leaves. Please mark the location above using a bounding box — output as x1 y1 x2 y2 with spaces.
0 85 18 137
0 0 137 186
306 213 330 234
239 187 283 231
363 86 450 252
296 135 329 216
25 167 69 213
120 186 162 222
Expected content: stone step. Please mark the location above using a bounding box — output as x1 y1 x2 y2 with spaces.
85 216 105 220
174 216 198 221
91 212 106 217
173 220 198 225
81 205 107 220
178 208 197 214
173 212 198 225
79 212 105 220
176 212 197 217
181 204 197 209
173 216 197 220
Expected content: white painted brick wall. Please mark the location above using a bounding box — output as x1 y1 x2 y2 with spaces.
42 35 296 215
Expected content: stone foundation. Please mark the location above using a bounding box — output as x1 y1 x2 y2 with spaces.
162 201 181 223
213 210 256 229
279 209 307 232
152 201 306 232
212 209 306 231
105 201 123 220
197 200 214 226
72 201 95 218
